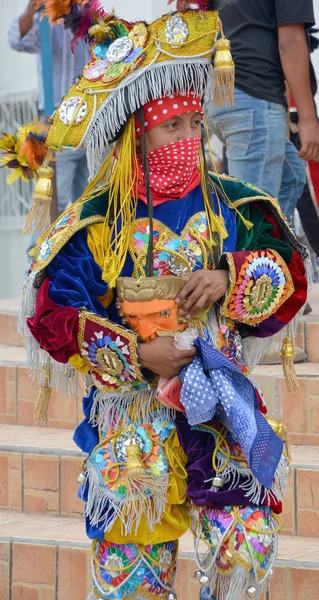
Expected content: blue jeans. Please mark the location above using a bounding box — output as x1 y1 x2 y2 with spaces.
206 87 306 220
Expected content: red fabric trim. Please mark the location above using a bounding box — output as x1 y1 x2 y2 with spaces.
27 278 80 364
275 249 307 323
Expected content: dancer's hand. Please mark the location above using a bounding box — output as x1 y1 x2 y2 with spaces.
138 337 196 378
176 269 229 318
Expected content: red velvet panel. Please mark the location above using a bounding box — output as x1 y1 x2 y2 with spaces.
27 278 80 364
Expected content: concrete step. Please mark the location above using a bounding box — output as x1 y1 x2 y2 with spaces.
255 361 319 447
0 510 318 600
1 424 319 539
0 425 85 518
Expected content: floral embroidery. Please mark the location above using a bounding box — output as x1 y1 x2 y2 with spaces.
197 505 278 578
131 213 213 276
222 249 294 325
52 210 75 232
78 312 145 392
39 239 54 260
92 538 177 599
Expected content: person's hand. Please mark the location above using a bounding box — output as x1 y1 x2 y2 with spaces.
138 336 196 379
175 269 229 318
298 117 319 161
27 1 37 11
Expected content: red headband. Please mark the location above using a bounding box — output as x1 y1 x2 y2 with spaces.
135 93 203 138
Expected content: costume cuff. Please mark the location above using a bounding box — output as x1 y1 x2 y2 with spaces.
220 249 294 325
78 311 145 390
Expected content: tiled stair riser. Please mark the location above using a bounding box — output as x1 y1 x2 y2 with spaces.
254 373 319 447
0 451 84 518
0 364 83 429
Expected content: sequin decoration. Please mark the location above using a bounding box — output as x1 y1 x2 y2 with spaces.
81 330 137 385
131 213 213 277
224 250 293 325
59 97 88 125
52 210 75 232
194 505 278 589
84 59 110 82
84 411 175 534
129 22 148 48
107 37 133 63
216 321 249 375
102 62 126 83
91 538 178 600
39 239 53 261
79 314 145 394
165 15 189 46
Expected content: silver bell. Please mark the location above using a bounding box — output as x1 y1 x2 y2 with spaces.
194 570 203 581
168 593 177 600
199 575 209 585
247 586 257 598
212 476 224 488
77 472 86 485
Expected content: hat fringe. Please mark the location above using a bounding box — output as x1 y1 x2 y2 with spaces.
86 60 215 178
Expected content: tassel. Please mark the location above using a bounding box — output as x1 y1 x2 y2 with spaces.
34 365 52 422
23 164 54 235
280 326 301 394
213 37 235 107
121 433 166 525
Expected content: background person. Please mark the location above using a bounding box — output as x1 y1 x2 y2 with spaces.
8 0 90 214
206 0 318 221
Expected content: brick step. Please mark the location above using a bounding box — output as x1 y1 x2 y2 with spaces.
0 510 318 600
0 425 85 518
254 361 319 446
2 353 319 447
0 346 83 429
1 424 319 539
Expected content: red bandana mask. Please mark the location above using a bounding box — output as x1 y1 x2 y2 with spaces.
136 137 201 206
134 93 203 206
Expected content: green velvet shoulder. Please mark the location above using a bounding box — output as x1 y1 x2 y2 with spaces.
208 172 269 205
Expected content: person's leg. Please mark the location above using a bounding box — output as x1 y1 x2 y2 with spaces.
55 150 80 214
278 138 306 221
72 148 89 202
206 88 287 199
297 179 319 256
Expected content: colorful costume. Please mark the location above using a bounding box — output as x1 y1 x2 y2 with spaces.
5 1 310 599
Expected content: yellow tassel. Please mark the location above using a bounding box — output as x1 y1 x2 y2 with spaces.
122 436 164 518
280 327 301 394
213 37 235 107
34 383 51 422
23 164 54 235
125 442 146 476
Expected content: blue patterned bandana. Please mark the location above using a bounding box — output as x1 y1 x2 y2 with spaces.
179 338 283 489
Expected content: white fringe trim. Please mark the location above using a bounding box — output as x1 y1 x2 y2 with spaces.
205 452 289 504
84 463 168 536
18 270 78 397
86 59 215 178
90 388 173 430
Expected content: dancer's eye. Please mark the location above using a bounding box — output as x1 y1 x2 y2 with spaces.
160 310 171 318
